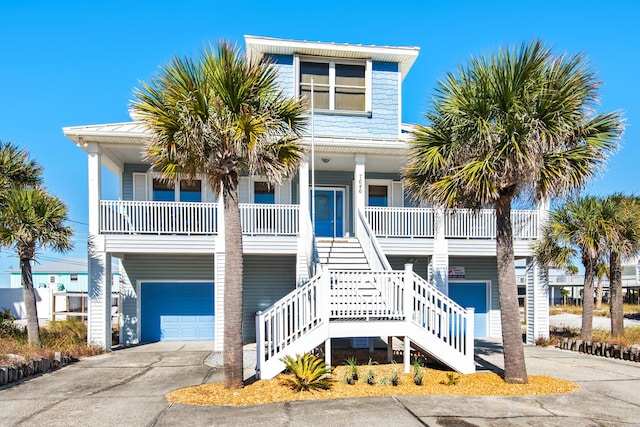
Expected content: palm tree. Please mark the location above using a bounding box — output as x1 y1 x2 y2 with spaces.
0 141 42 196
132 41 307 389
594 261 609 310
601 195 640 336
0 187 73 345
404 40 623 383
534 196 607 340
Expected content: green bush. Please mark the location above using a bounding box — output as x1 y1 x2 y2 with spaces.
0 308 25 339
281 353 333 392
412 357 423 386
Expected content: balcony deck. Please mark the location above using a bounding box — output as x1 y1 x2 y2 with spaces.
98 201 539 255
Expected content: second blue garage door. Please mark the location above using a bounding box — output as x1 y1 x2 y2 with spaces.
141 282 215 341
448 282 488 337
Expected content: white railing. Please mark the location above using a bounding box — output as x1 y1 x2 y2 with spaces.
100 200 218 235
99 201 300 236
329 270 403 320
357 209 392 270
240 203 299 236
255 267 475 378
364 206 538 239
256 272 327 375
411 273 473 357
365 207 435 237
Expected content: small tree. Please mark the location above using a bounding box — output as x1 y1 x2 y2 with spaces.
0 187 73 345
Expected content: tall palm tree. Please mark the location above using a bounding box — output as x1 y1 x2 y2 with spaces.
534 196 607 340
404 40 623 383
601 195 640 336
594 261 609 310
0 187 73 345
132 41 307 389
0 141 42 196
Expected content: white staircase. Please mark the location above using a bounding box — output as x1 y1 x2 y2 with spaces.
255 267 475 379
316 238 370 270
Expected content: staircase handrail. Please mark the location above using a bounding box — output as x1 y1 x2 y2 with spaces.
408 271 474 358
357 209 392 271
255 271 327 375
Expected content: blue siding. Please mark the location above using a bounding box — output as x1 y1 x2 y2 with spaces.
122 163 148 201
312 61 399 139
269 54 294 97
141 282 214 341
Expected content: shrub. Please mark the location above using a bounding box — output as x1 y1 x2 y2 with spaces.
281 353 333 392
344 356 359 381
365 358 376 385
412 357 423 386
440 372 459 386
0 308 24 339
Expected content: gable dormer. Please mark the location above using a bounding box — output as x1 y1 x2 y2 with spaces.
245 36 419 140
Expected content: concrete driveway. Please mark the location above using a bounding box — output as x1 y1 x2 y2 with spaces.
1 340 640 426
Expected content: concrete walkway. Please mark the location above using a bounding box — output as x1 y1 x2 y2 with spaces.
1 340 639 426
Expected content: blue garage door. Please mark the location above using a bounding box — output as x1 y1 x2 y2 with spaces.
141 282 214 341
448 282 487 337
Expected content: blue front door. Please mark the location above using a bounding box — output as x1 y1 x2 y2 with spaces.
312 189 344 238
448 282 488 337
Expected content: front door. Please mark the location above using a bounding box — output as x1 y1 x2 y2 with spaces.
312 188 344 238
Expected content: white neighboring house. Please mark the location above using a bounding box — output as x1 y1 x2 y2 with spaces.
1 258 119 321
547 257 640 305
62 35 549 378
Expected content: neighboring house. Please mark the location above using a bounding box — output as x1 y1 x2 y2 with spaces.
1 258 119 320
547 257 640 305
63 35 549 377
8 258 119 292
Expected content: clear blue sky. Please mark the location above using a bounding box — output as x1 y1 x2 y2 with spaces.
0 0 638 284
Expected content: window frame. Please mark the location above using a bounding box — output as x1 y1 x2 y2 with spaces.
150 174 203 203
295 55 372 114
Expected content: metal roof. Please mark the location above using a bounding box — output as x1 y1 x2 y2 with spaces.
244 35 420 81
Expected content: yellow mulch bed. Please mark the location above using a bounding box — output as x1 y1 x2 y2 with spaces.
167 365 579 406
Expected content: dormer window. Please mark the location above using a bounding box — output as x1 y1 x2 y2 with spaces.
297 57 371 113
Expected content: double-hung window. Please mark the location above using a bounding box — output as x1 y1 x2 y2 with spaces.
298 58 369 113
152 178 202 202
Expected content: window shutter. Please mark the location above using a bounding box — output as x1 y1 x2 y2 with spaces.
133 173 147 201
392 181 404 207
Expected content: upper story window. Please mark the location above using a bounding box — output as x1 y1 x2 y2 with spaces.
368 185 388 207
152 178 202 202
254 182 275 204
298 58 371 113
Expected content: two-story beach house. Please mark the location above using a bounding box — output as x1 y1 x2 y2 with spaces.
63 35 549 378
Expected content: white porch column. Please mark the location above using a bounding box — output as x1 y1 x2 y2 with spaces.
354 155 366 238
299 155 310 219
87 142 101 236
214 190 225 352
296 156 311 284
86 143 112 349
526 258 549 343
431 206 449 293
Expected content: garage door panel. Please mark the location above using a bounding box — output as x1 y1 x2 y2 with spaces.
448 282 488 337
141 282 214 341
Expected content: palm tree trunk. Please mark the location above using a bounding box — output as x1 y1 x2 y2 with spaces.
595 277 604 310
223 187 244 389
21 256 41 346
580 256 595 340
495 194 528 384
609 251 624 336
